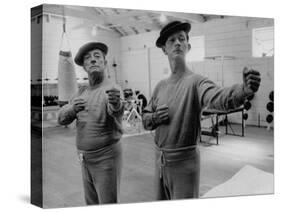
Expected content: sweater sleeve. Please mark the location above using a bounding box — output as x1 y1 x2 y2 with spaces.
198 77 247 111
142 83 161 131
107 102 125 118
107 84 125 119
57 103 77 125
57 86 87 125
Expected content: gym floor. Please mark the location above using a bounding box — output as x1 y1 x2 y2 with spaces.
41 124 273 208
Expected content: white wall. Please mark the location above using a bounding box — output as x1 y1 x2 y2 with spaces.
120 16 274 127
38 9 122 95
34 11 274 126
120 32 168 98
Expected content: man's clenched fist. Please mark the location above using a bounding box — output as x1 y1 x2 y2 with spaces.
106 87 121 108
153 104 169 125
72 98 87 113
243 67 261 95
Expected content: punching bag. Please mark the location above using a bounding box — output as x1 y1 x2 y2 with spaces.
58 22 78 106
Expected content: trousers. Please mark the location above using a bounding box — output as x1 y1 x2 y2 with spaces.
155 145 200 200
77 142 122 205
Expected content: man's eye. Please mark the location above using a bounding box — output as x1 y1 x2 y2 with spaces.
179 37 185 41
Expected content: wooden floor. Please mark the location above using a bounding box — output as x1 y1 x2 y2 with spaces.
41 125 274 208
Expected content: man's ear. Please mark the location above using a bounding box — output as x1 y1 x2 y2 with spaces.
187 43 191 51
104 59 108 66
162 46 167 55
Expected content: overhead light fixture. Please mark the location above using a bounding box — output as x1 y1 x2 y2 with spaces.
160 13 167 23
91 26 97 36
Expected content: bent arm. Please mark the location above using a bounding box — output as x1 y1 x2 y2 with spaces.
142 111 159 131
142 95 159 130
57 104 77 125
57 85 89 125
107 102 125 118
107 84 125 118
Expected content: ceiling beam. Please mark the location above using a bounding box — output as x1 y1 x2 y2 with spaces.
111 26 125 36
102 10 155 23
42 5 105 25
111 19 160 31
155 11 205 23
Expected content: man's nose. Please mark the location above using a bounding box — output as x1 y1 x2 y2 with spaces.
90 57 96 64
174 39 181 46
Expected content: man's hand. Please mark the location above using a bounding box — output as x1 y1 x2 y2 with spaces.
153 104 169 125
72 98 87 113
243 67 261 95
106 87 121 109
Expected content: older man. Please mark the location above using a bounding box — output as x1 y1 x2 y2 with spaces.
142 21 261 200
58 42 124 205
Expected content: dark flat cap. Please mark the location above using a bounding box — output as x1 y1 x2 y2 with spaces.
156 21 191 48
74 42 108 66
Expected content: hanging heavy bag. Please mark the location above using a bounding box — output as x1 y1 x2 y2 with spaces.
57 22 78 106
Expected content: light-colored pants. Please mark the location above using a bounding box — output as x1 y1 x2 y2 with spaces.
77 142 122 205
155 146 200 200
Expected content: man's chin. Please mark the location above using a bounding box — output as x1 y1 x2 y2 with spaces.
90 70 101 74
89 71 104 81
173 54 185 60
89 68 100 73
88 70 103 76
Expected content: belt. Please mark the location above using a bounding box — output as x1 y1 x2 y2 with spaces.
155 145 197 178
77 142 120 162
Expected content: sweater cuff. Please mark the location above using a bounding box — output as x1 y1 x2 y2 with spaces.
108 101 123 112
234 84 249 107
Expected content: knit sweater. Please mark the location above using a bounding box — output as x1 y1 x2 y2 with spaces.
58 80 124 151
142 71 246 149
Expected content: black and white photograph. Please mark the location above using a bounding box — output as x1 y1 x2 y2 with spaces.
30 3 274 209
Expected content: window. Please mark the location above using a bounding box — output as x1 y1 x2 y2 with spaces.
252 27 274 57
186 36 205 62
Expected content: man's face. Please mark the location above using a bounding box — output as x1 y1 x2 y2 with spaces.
162 30 190 60
83 49 107 75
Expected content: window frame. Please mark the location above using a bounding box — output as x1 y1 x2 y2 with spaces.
252 26 274 58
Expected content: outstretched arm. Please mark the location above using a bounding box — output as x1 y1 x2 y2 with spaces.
198 67 261 111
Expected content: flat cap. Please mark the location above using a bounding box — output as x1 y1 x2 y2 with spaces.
156 21 191 48
74 42 108 66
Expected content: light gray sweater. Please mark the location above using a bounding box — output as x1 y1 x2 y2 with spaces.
142 71 246 149
58 80 124 151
